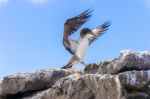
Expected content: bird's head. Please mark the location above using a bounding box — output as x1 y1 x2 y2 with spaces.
80 28 93 39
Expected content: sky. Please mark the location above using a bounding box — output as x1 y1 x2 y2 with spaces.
0 0 150 77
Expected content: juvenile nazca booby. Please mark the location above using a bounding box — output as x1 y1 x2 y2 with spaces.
61 9 111 69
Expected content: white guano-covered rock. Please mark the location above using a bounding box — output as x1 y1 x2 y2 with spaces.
0 68 80 97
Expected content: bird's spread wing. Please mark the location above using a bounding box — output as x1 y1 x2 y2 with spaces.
88 21 111 44
63 9 92 54
63 39 78 54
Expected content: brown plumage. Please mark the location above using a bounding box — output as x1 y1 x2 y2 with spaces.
89 21 111 44
63 9 92 43
80 28 91 39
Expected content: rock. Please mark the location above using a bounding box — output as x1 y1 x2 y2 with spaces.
23 74 122 99
0 68 82 98
85 50 150 74
84 63 99 74
124 92 150 99
0 50 150 99
119 70 150 90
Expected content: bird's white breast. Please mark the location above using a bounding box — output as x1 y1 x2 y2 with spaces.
76 37 89 60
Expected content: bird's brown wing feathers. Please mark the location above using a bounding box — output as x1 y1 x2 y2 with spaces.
63 9 92 54
63 39 78 54
63 9 92 42
89 21 111 44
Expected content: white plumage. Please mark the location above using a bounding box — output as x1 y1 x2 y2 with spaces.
76 37 89 60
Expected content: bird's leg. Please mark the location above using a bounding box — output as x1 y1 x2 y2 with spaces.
61 55 79 69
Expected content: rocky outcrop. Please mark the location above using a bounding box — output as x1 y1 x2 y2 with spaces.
84 50 150 74
0 50 150 99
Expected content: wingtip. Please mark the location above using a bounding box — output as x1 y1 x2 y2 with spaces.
86 8 94 13
102 21 111 30
80 8 94 17
96 21 111 32
104 21 112 27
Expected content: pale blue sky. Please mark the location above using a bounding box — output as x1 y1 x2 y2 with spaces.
0 0 150 77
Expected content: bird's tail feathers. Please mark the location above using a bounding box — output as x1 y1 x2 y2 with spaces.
61 63 72 69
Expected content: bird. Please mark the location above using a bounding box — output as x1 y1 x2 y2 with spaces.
61 9 111 69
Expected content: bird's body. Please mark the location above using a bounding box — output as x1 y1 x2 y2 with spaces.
61 37 89 69
76 37 89 60
61 9 111 69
